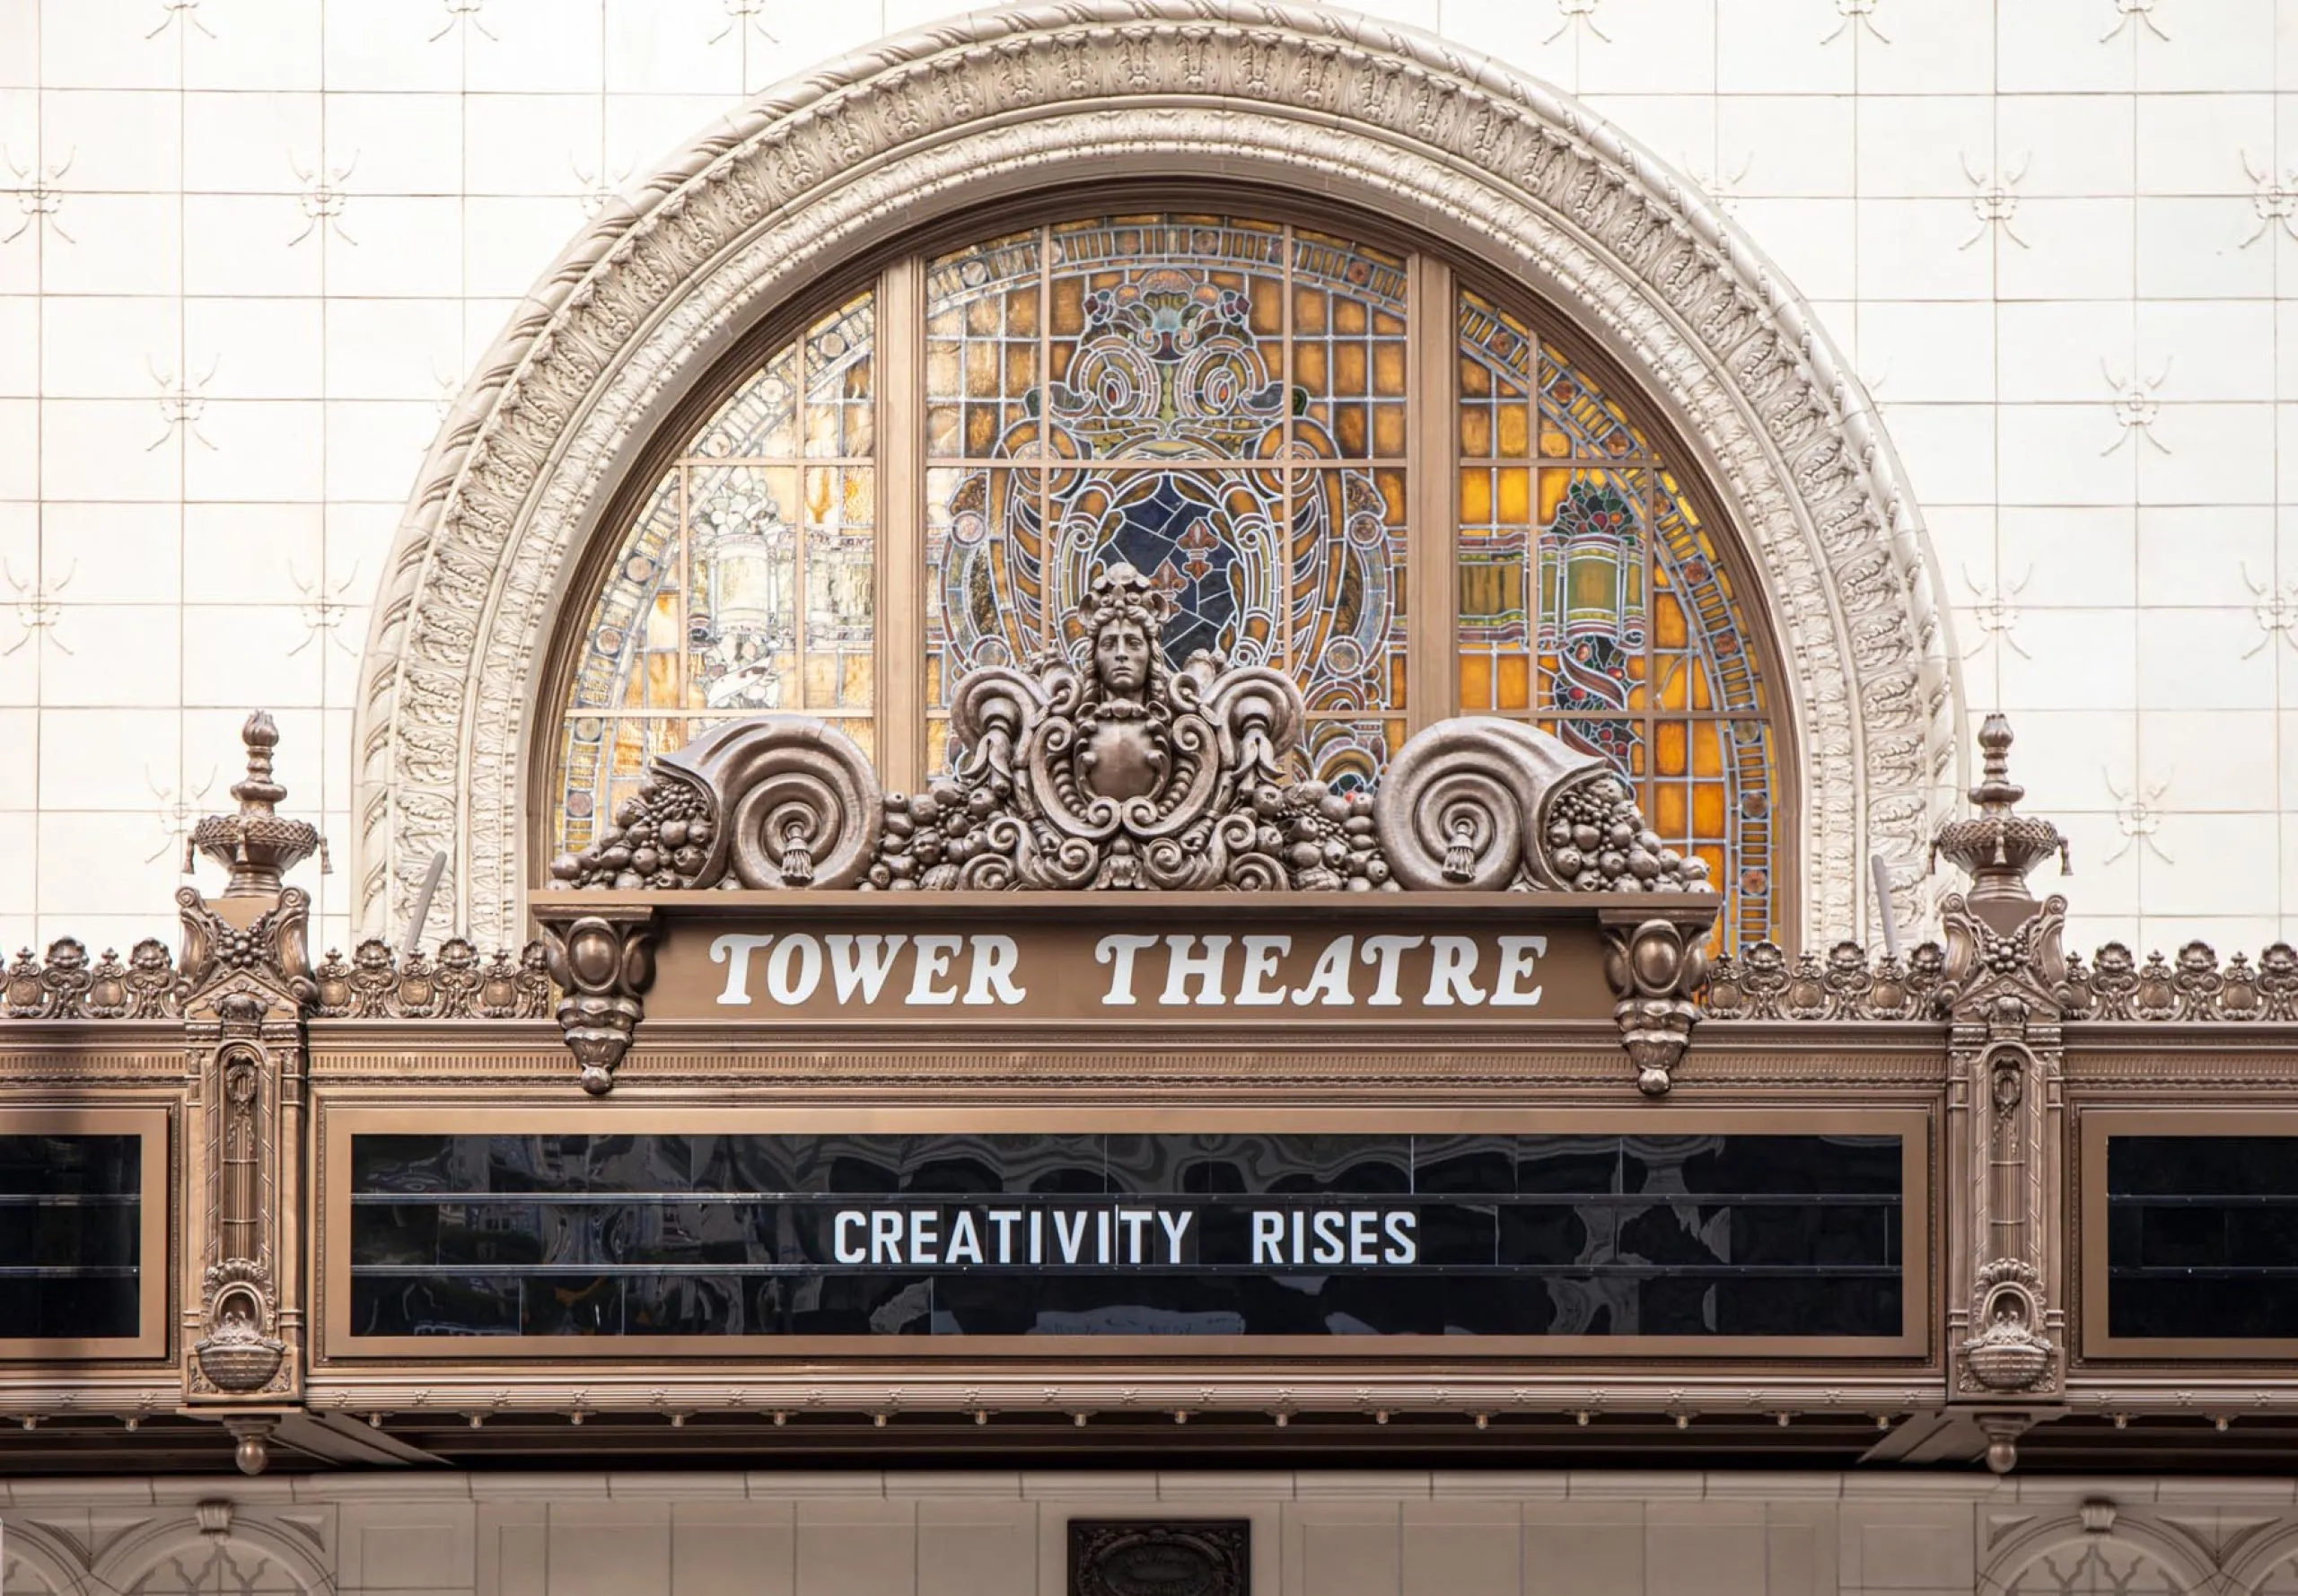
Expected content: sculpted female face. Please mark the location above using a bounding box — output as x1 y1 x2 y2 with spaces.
1094 615 1152 697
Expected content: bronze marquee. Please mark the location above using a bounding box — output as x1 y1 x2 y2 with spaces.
0 625 2294 1480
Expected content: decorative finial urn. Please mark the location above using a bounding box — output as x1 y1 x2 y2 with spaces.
1929 714 2068 905
187 712 325 897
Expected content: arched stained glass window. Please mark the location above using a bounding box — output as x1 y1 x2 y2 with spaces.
551 206 1782 943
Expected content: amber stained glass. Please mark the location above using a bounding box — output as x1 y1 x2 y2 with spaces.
1455 289 1773 946
556 294 878 851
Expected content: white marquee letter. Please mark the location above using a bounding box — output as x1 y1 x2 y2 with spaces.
1359 935 1425 1006
1160 934 1232 1005
907 934 963 1005
1290 936 1355 1005
1424 935 1486 1006
709 934 774 1005
1235 934 1291 1005
1096 934 1160 1005
1492 935 1548 1006
764 934 824 1005
963 934 1026 1005
826 934 908 1004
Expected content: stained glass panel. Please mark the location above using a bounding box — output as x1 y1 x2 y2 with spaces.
1457 288 1774 946
556 293 877 850
925 215 1409 789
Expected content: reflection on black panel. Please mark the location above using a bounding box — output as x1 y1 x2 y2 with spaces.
348 1132 1903 1339
2109 1136 2298 1338
0 1134 141 1340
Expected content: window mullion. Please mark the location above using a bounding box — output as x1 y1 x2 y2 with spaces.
876 257 925 795
1405 252 1456 735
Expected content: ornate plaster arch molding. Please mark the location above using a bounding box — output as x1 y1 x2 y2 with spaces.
355 0 1960 951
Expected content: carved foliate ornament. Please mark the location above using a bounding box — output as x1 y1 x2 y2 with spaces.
186 711 326 899
1379 718 1711 894
176 713 329 1434
310 938 553 1019
550 566 1712 903
551 720 875 890
1960 1257 2053 1395
1931 715 2070 916
0 937 187 1019
356 0 1957 951
178 885 316 1022
1601 915 1713 1096
192 1258 285 1396
177 714 333 1020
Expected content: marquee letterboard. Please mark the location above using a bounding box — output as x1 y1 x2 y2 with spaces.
336 1122 1916 1352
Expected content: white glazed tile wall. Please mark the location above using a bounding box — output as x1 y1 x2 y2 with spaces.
1 0 2294 957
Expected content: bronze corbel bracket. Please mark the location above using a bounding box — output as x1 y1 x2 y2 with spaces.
1598 904 1716 1096
531 903 659 1095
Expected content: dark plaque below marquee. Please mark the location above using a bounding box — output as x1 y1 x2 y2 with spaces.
1070 1521 1249 1596
345 1131 1904 1339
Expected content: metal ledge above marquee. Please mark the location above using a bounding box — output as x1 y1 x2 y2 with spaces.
8 628 2298 1479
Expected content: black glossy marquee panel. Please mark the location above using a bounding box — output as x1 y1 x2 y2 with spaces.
0 1109 170 1359
2101 1132 2298 1346
335 1122 1920 1354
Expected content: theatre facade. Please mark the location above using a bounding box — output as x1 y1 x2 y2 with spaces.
5 6 2298 1595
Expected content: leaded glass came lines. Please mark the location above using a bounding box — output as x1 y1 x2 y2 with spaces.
550 211 1784 943
925 215 1409 789
1454 287 1773 947
557 294 878 851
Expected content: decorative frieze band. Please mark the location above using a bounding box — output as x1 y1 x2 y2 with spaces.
1704 938 2298 1023
0 936 554 1023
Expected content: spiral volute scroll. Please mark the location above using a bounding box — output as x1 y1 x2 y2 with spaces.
1375 718 1715 894
1203 663 1303 788
550 717 882 891
662 718 884 890
1374 718 1598 890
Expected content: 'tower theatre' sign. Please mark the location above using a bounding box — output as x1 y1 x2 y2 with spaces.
617 898 1624 1026
704 928 1557 1013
